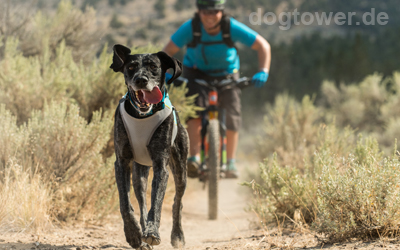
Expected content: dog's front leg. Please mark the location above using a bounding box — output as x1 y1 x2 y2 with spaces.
132 163 150 233
115 158 143 249
141 157 169 246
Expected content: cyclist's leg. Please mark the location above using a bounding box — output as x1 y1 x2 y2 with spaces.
183 67 209 177
226 130 239 160
187 118 202 157
218 84 241 178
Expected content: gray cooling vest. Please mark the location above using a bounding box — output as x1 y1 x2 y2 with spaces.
120 97 178 167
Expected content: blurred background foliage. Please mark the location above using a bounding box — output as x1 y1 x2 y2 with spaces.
2 0 400 128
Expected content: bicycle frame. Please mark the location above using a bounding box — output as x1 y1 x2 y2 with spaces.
199 88 228 179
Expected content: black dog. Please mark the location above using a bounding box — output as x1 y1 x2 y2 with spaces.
110 44 188 250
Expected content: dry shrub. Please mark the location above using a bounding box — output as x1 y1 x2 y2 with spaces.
245 72 400 243
0 0 202 233
0 101 117 228
0 0 102 63
0 37 120 123
256 94 322 171
316 137 400 242
0 160 53 233
244 123 355 226
245 131 400 243
320 72 400 153
320 73 388 133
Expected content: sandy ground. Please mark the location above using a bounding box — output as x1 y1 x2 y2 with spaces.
0 177 262 250
1 166 400 250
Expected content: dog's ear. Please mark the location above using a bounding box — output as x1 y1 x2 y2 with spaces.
110 44 131 72
156 51 183 84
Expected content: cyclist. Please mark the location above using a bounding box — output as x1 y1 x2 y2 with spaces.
162 0 271 179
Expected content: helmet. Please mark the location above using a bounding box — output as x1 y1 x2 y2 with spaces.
196 0 225 10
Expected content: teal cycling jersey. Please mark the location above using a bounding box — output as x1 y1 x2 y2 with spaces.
171 17 258 76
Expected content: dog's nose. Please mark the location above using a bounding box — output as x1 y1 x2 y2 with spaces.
135 77 148 87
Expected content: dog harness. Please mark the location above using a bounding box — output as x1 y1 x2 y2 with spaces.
120 93 178 167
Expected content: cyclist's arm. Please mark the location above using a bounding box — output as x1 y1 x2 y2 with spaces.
162 40 180 57
163 19 193 57
230 18 271 73
251 34 271 73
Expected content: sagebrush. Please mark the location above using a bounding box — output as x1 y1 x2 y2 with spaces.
247 73 400 242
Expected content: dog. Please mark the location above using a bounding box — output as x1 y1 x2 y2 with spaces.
110 44 188 250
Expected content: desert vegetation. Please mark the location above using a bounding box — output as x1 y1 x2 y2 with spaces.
0 0 197 233
244 72 400 242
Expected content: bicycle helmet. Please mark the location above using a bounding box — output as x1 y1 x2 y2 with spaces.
196 0 225 10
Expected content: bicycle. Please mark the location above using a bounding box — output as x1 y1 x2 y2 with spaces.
188 76 251 220
171 75 251 219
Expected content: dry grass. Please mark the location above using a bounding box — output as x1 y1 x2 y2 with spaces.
0 160 53 233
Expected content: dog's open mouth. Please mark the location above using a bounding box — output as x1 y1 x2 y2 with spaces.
130 86 163 113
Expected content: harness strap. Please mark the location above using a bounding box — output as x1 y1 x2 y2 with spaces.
187 13 202 48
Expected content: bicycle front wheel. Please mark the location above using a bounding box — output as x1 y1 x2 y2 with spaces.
208 119 220 220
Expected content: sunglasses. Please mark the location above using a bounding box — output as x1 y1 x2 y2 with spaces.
200 9 221 15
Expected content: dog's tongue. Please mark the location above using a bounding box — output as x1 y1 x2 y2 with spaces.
142 86 163 104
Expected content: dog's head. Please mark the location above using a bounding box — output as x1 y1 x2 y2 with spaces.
110 44 182 115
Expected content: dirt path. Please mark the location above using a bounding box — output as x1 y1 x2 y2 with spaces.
2 166 400 250
0 172 260 250
158 178 257 249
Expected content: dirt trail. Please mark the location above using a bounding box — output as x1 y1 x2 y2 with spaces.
158 178 257 249
2 165 400 250
0 170 259 250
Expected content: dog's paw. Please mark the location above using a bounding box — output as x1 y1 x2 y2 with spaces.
126 234 142 249
141 233 161 246
136 242 153 250
124 224 142 248
171 227 185 248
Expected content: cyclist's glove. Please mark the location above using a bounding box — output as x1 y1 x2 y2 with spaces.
252 70 269 88
165 72 172 83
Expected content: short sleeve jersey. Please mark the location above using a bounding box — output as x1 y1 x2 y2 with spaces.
171 17 258 76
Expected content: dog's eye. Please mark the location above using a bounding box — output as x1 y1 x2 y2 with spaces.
128 63 138 70
149 65 157 70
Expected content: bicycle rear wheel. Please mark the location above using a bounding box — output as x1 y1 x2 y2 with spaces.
207 119 220 220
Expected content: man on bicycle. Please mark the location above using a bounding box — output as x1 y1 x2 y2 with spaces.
162 0 271 178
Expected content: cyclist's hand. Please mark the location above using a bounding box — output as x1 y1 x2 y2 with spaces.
165 72 172 83
252 71 269 88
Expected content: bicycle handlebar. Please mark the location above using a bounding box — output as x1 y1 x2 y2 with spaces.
172 76 252 90
194 77 251 90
